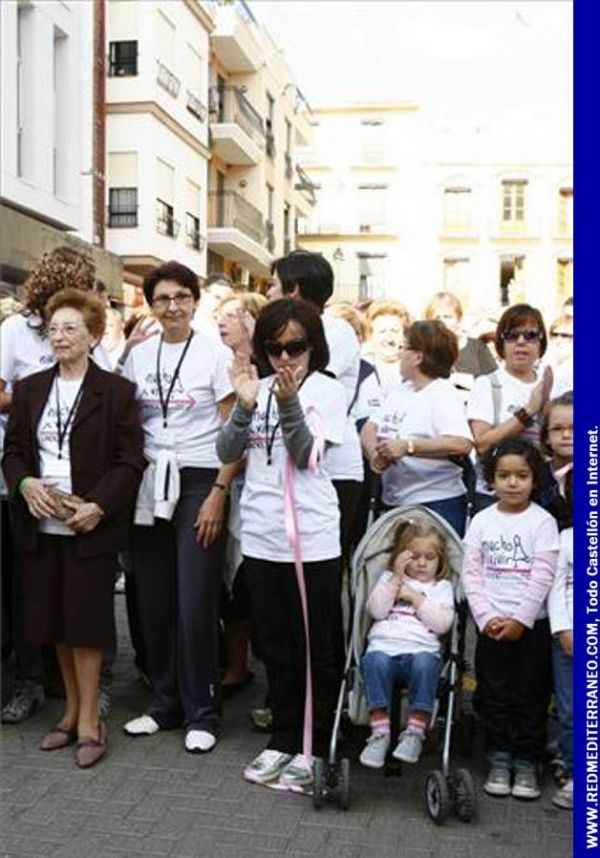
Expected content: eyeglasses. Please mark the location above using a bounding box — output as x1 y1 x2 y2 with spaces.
501 328 542 343
151 293 194 310
550 331 573 340
48 324 86 337
264 338 309 358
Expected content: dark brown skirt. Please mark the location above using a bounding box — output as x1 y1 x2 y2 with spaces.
23 534 116 649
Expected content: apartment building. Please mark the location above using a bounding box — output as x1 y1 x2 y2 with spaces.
297 104 573 320
206 0 315 289
0 0 121 299
105 0 214 308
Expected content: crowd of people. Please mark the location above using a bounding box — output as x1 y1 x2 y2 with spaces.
0 247 573 810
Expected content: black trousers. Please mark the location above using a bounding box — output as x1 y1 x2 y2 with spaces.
332 480 363 565
244 555 343 757
474 618 552 765
132 468 224 734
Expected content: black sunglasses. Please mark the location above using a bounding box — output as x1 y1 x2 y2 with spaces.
501 328 542 343
264 338 310 358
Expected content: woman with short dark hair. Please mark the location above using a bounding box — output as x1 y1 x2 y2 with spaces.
361 320 473 536
468 303 553 512
217 297 347 789
2 288 144 767
122 260 236 754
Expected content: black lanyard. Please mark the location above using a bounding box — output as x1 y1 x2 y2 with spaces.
54 374 84 460
264 373 309 465
156 333 194 428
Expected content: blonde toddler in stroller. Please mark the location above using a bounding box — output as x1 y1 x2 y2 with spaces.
359 518 454 769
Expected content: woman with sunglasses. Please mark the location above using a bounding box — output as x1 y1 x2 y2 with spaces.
122 261 237 754
467 304 553 512
217 298 347 790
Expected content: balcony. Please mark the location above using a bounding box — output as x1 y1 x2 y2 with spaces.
187 90 207 123
211 1 262 73
209 86 265 165
294 164 317 206
156 60 180 99
207 190 273 274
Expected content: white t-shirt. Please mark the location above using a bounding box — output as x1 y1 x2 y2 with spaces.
463 502 560 621
371 378 472 506
240 372 346 563
548 527 573 634
37 376 83 537
467 366 542 494
321 314 363 481
123 332 232 468
366 573 454 657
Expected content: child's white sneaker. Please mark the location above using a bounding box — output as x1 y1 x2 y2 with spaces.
359 732 390 769
552 778 573 810
392 728 424 764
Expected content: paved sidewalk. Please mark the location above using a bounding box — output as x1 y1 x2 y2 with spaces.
1 599 572 858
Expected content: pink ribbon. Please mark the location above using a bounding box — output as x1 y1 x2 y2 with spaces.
282 406 325 766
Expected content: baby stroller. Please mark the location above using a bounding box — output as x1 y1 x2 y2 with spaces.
312 504 477 825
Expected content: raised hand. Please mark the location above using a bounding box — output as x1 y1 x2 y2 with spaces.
527 364 554 416
271 365 302 403
229 361 259 409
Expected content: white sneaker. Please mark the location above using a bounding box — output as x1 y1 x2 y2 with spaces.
552 778 573 810
243 749 293 784
185 729 217 753
359 732 390 769
278 754 314 788
392 729 424 764
123 714 160 736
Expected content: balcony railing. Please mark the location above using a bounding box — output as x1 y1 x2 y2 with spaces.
208 190 266 244
156 208 179 238
294 164 317 205
284 152 294 180
186 226 206 251
187 90 207 123
107 205 138 228
209 85 265 147
156 60 180 98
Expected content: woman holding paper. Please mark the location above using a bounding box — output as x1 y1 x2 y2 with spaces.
2 288 144 767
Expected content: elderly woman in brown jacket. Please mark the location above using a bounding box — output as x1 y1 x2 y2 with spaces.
2 288 144 767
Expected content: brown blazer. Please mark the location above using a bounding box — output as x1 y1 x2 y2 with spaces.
2 360 145 557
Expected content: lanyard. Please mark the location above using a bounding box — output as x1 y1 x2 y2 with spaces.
156 333 194 428
264 373 309 466
54 374 84 460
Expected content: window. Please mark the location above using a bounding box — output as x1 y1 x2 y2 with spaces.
108 188 138 227
185 44 205 121
266 184 275 251
157 199 176 237
284 119 293 178
185 180 202 249
357 184 387 232
500 254 525 306
357 253 387 301
283 203 291 253
108 41 138 76
443 257 470 303
502 180 527 223
360 120 385 165
266 92 275 158
53 27 68 198
443 188 471 230
558 188 573 236
556 258 573 305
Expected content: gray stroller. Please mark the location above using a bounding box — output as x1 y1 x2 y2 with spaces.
312 504 477 824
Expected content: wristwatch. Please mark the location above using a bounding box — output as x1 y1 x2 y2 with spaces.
514 407 534 427
406 438 415 455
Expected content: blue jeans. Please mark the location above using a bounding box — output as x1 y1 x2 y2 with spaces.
423 495 467 538
361 650 440 714
552 638 573 771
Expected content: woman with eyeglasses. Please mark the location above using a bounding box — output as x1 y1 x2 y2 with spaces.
467 304 553 513
2 288 144 766
217 298 347 790
121 261 236 754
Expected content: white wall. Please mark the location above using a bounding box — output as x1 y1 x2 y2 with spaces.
0 0 93 238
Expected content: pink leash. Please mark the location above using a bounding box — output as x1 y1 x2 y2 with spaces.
282 406 325 766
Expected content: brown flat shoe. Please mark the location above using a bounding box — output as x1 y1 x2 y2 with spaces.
40 725 77 751
75 722 107 768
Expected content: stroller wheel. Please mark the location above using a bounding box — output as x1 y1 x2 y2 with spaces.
337 758 351 811
452 768 477 822
313 757 325 810
425 770 450 825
